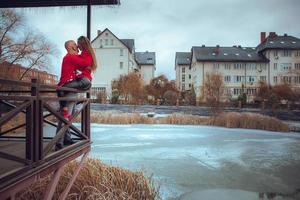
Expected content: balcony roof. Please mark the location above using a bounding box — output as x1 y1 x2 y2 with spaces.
0 0 120 8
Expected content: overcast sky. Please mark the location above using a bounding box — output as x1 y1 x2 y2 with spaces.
17 0 300 80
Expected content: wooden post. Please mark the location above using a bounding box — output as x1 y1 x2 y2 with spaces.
87 0 91 40
31 78 43 162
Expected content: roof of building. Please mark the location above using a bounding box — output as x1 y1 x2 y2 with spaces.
192 46 269 63
256 34 300 52
91 28 135 53
175 52 192 65
120 39 135 53
135 52 156 65
0 0 120 8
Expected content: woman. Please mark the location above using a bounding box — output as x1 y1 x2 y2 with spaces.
59 36 97 119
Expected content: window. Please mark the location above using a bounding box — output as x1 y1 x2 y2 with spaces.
259 64 267 71
225 88 231 95
189 84 191 88
274 50 278 57
189 74 191 79
120 49 124 56
182 67 185 73
260 76 266 82
246 88 257 95
281 63 292 70
295 63 300 70
282 76 292 84
295 51 300 57
233 63 245 70
99 39 103 46
273 76 277 83
110 39 114 45
283 50 292 57
213 63 219 69
224 76 231 82
233 88 243 95
120 62 123 69
247 64 256 70
182 74 185 82
247 76 255 83
234 76 244 83
295 76 300 84
105 39 108 45
182 84 185 90
225 63 231 70
274 63 278 70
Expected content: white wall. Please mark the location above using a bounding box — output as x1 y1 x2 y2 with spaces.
91 30 135 97
140 64 155 85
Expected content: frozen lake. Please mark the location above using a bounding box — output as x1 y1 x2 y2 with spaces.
89 124 300 200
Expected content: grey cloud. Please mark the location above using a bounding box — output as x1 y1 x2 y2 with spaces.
16 0 300 79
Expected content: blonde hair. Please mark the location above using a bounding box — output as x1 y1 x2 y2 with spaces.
77 36 97 72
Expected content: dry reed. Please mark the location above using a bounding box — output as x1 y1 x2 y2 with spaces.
84 111 290 132
211 112 290 132
159 113 210 125
16 158 159 200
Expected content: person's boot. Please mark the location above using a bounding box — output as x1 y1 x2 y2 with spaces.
55 143 63 151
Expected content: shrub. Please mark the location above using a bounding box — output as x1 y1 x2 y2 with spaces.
111 89 119 104
163 90 179 105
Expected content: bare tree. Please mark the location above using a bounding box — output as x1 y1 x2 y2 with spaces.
0 9 56 81
203 72 224 115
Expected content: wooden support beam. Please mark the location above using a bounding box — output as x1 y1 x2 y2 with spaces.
59 152 89 200
42 166 65 200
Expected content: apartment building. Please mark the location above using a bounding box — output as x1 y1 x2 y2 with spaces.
175 32 300 102
135 51 156 85
91 28 156 99
175 52 192 91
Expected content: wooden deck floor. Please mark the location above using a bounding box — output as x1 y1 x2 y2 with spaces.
0 139 54 176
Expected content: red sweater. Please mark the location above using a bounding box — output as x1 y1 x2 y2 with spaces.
58 51 92 86
76 50 93 81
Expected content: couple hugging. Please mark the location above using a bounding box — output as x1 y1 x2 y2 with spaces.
56 36 97 150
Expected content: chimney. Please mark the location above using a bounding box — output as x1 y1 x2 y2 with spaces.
214 45 220 54
269 32 277 38
202 44 205 47
260 32 266 43
97 30 101 35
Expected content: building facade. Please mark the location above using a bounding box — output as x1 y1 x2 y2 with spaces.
175 52 192 91
91 28 156 99
135 51 156 85
0 62 58 84
176 32 300 102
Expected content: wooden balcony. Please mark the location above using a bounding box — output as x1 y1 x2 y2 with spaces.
0 78 91 199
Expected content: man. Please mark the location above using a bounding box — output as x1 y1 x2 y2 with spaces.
55 40 90 150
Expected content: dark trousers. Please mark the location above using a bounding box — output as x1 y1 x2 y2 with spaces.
56 77 91 145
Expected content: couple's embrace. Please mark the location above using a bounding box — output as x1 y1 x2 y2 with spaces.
56 36 97 150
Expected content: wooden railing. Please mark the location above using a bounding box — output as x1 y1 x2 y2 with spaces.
0 78 91 191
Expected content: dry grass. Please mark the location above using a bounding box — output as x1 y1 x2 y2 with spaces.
211 112 290 132
159 113 210 125
84 111 290 132
76 110 155 124
16 158 159 200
